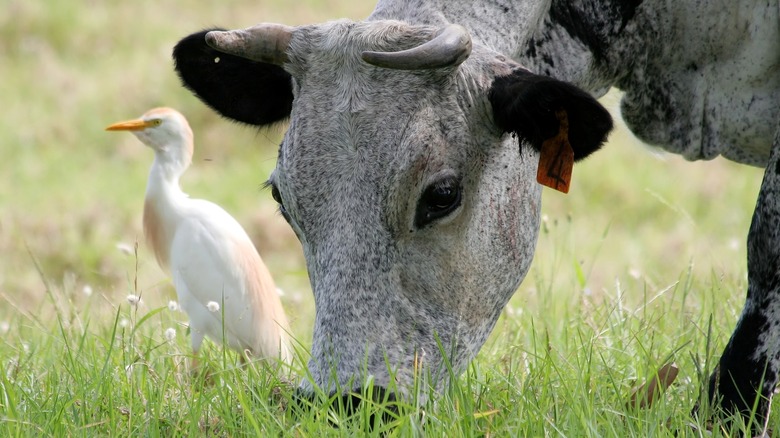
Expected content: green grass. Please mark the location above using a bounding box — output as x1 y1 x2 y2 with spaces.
0 0 771 435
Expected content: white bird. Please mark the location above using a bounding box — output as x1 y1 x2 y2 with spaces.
106 107 292 366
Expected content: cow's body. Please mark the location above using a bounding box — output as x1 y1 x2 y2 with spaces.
172 0 780 429
522 0 780 166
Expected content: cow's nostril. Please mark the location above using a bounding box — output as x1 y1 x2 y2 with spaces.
292 385 399 426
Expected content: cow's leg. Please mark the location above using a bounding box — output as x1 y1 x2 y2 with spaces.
708 122 780 429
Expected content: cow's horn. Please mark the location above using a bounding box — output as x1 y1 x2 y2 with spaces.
205 23 294 65
361 24 472 70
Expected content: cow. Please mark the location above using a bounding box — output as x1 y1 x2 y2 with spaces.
171 0 780 428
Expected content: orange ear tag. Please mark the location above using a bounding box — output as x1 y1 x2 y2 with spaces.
536 110 574 194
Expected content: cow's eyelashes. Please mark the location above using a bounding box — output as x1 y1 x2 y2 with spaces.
415 177 462 228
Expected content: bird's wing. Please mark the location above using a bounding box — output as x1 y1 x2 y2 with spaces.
170 274 211 353
169 200 288 358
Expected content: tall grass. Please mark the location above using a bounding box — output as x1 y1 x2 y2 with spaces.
1 238 769 435
0 0 770 435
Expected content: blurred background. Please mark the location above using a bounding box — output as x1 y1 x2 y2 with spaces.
0 0 764 347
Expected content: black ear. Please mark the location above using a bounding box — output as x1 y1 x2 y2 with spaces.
489 69 612 161
172 29 293 126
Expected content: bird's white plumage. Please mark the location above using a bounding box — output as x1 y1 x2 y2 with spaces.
107 107 291 364
168 198 288 358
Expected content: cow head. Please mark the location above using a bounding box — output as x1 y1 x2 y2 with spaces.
173 19 612 402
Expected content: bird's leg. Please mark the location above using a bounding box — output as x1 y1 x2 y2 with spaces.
702 122 780 433
189 349 216 385
190 353 200 373
238 348 254 367
190 331 206 378
188 349 207 381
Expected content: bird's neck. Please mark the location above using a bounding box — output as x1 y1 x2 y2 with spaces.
149 151 192 189
143 157 188 270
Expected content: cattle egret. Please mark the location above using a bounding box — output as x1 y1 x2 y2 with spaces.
106 107 292 366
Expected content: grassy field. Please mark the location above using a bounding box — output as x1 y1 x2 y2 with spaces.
0 0 770 435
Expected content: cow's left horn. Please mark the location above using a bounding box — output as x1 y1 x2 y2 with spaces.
205 23 294 65
361 24 472 70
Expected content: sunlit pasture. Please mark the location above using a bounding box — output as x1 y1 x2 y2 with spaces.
0 1 767 435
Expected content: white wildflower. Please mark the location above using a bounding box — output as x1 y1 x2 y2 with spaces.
164 327 176 341
207 301 220 312
116 242 134 255
119 318 130 328
82 285 93 296
0 321 9 334
126 294 141 306
628 268 642 279
167 300 179 312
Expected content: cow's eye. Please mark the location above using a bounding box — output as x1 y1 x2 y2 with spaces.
268 182 290 222
415 176 462 228
271 184 283 205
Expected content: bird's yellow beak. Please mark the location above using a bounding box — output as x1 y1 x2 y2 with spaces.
105 119 151 131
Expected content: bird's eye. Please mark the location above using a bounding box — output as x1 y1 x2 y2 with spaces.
415 176 462 228
150 119 162 126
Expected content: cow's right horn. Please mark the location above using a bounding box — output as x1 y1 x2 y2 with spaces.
205 23 294 65
361 24 472 70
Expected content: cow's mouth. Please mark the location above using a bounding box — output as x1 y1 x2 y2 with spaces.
292 385 401 427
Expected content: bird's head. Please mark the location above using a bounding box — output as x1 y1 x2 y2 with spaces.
106 107 194 166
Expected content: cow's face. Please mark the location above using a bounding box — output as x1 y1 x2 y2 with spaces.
174 20 611 400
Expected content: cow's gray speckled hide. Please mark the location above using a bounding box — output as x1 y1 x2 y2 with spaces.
174 0 779 427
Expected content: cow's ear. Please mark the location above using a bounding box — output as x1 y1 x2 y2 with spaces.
173 29 293 126
489 69 612 161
